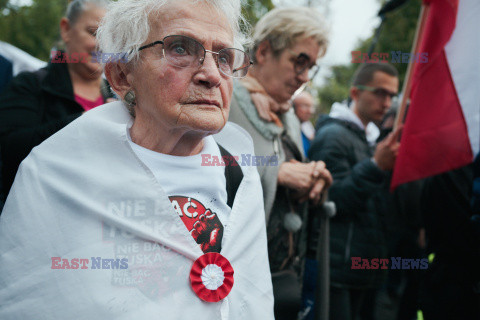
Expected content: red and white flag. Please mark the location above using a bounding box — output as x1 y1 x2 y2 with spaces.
392 0 480 189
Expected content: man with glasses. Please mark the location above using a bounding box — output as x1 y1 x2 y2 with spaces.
309 62 401 320
227 7 331 320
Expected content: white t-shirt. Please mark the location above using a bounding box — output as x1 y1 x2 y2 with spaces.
127 126 231 253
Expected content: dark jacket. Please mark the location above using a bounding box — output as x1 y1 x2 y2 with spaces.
0 57 113 195
419 164 480 319
309 117 387 288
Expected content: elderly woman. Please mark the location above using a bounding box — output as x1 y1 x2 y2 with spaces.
0 0 113 199
0 0 274 319
227 7 331 320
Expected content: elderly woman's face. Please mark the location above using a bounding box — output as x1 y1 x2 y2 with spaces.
257 37 321 104
128 2 234 137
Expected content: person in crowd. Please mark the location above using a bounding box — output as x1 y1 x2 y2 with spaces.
0 41 49 210
227 7 331 320
293 90 317 155
0 41 47 90
0 0 113 199
419 161 480 319
309 62 401 320
0 0 274 318
362 106 425 320
0 55 13 93
0 55 12 210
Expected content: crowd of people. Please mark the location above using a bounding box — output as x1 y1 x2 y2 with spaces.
0 0 478 319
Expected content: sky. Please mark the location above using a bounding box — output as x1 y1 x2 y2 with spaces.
274 0 382 84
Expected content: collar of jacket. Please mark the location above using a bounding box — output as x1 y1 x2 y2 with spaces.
319 116 369 143
40 51 110 103
233 81 284 140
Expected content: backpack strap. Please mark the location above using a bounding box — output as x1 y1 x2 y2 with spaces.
218 144 243 208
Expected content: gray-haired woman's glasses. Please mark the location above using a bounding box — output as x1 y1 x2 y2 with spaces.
139 35 252 78
288 50 320 80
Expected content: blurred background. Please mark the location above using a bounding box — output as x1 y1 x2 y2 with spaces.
0 0 420 117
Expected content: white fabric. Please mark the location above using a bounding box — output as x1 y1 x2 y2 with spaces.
0 101 274 320
445 0 480 157
330 101 380 146
127 128 231 225
0 41 47 75
301 121 316 140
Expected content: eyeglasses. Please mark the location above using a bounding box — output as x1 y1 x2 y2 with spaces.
288 50 320 80
355 85 398 100
138 35 252 78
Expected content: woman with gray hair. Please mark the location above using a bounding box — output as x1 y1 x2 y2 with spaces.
0 0 274 319
0 0 113 199
228 6 331 320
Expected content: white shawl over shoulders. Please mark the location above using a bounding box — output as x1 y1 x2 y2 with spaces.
0 101 274 320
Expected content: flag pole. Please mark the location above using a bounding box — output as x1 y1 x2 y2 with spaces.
394 3 431 130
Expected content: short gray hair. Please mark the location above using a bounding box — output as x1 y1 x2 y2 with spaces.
96 0 246 65
251 7 329 61
66 0 109 25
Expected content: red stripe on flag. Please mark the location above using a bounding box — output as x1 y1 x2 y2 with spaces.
391 0 473 189
391 51 472 188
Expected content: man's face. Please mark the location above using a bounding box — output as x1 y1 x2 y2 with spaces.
255 37 321 104
294 92 315 123
127 1 234 137
351 71 399 125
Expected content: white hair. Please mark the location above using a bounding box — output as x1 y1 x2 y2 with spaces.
96 0 246 65
251 7 329 60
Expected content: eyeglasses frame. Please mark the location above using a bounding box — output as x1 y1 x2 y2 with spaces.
138 35 253 78
355 85 398 100
287 49 319 78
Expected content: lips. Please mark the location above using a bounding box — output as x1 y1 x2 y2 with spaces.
187 100 221 108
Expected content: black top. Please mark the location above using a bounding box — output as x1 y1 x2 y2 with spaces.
0 56 113 196
310 116 388 288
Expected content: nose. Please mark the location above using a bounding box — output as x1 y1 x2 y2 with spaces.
296 68 310 84
194 51 222 88
384 94 393 108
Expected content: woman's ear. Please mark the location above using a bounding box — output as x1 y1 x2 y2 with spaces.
60 17 71 44
105 62 133 100
255 40 272 66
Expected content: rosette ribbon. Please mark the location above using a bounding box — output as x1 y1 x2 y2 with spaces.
190 252 234 302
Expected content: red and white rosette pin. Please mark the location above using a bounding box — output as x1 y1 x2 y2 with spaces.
190 252 234 302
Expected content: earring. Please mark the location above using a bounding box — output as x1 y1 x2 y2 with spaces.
124 90 136 107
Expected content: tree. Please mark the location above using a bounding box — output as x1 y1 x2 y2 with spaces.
242 0 275 27
0 0 67 61
317 0 421 114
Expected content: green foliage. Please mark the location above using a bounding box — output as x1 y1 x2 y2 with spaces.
362 0 421 86
0 0 275 61
317 0 421 114
317 64 355 114
0 0 67 61
242 0 275 26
